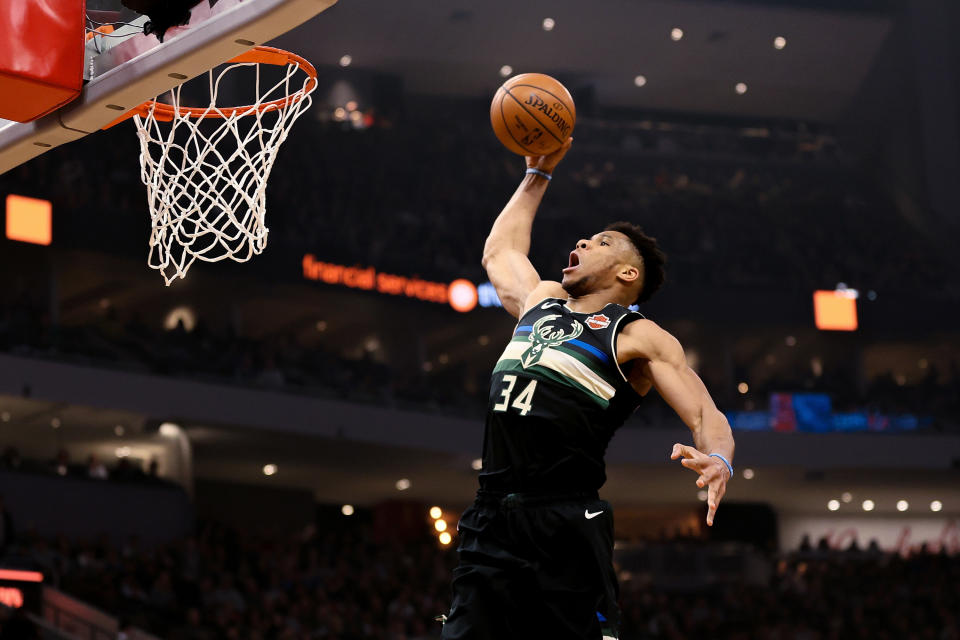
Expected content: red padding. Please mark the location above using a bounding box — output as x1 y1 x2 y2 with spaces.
0 0 86 123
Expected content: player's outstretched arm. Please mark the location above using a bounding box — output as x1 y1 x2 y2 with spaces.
618 319 735 526
482 139 572 318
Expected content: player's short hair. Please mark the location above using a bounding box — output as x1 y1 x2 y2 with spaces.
605 221 667 305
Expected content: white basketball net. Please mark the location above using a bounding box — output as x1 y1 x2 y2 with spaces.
133 52 315 285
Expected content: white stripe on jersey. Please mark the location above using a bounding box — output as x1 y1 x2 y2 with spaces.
498 341 617 401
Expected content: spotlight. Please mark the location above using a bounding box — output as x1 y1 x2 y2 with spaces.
896 500 909 512
737 382 749 394
435 519 448 532
634 75 647 87
742 468 755 480
735 82 748 95
828 500 840 511
429 506 442 519
159 422 180 438
396 478 411 491
499 65 513 77
339 54 352 67
263 464 278 476
341 504 354 516
439 532 452 545
670 27 684 41
862 499 875 512
931 500 943 512
542 18 555 31
774 36 787 50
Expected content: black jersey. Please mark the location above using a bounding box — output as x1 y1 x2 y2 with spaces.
478 297 646 493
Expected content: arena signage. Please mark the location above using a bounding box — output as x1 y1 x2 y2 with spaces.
302 254 479 312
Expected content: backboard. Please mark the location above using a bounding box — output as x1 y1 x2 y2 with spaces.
0 0 338 175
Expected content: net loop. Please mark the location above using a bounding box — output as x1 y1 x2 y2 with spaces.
133 46 316 285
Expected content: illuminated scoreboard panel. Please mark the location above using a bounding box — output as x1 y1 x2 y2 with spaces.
0 568 43 613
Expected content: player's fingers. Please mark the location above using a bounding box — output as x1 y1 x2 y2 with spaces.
696 475 705 488
671 443 696 460
706 483 720 526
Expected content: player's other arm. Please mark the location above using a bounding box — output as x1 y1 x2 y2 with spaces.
481 139 572 318
619 320 735 525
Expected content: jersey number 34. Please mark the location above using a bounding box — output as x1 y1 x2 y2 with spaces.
493 375 538 416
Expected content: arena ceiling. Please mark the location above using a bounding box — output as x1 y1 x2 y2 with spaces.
275 0 894 122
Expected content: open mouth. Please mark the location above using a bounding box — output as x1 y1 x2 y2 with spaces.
563 251 580 273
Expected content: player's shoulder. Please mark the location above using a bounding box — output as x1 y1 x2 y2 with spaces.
619 318 683 361
520 281 567 314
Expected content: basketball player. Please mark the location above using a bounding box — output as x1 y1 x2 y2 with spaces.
440 139 735 640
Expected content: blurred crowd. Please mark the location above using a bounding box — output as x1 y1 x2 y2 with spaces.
2 518 957 640
1 444 164 485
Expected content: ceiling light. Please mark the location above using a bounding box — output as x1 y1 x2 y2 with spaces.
345 100 358 111
542 18 555 31
263 464 278 476
841 492 852 503
697 490 708 502
435 519 448 532
396 478 411 491
735 82 748 95
634 75 647 87
333 107 346 121
774 36 787 49
429 506 442 519
931 500 943 512
116 446 131 458
827 499 840 511
471 458 483 471
339 54 352 67
439 532 452 545
670 27 684 41
499 65 513 77
742 468 755 480
862 499 875 512
737 382 749 394
896 500 909 512
341 504 354 516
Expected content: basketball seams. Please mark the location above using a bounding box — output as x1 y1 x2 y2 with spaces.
498 89 537 155
502 87 565 146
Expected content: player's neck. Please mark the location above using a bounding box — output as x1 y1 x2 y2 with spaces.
564 288 625 314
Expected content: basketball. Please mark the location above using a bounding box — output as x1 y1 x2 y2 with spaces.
490 73 576 156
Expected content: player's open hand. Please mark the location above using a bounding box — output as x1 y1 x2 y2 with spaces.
526 137 572 174
670 443 729 526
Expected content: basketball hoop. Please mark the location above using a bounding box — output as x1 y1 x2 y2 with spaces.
112 46 317 285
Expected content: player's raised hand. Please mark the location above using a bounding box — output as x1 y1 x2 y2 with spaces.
526 137 572 174
670 443 729 526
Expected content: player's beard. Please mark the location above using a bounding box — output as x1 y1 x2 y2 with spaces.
561 272 593 298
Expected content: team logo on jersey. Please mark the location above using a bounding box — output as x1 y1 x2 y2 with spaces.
585 314 610 330
521 314 583 368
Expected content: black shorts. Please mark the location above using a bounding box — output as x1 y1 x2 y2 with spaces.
441 491 619 640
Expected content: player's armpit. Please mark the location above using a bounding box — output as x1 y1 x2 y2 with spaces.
482 249 542 317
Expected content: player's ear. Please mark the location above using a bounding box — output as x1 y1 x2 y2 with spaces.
618 264 640 284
